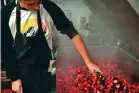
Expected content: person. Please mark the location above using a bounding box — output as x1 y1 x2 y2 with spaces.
1 0 103 93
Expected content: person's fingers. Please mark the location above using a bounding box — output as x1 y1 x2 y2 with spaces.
92 71 96 76
91 68 103 76
16 90 19 93
17 86 23 93
90 69 96 76
20 86 23 93
17 90 22 93
96 68 103 75
13 91 17 93
14 90 19 93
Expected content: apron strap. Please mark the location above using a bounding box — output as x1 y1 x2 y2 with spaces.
16 1 21 33
37 9 43 31
15 2 52 60
16 1 43 34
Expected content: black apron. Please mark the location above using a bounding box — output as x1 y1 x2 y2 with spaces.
13 2 52 93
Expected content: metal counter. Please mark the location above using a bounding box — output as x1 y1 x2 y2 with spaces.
56 46 139 83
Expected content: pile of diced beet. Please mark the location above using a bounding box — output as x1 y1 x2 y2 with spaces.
56 60 139 93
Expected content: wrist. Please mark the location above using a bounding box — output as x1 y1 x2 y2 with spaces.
12 79 21 83
10 74 21 82
83 57 93 64
84 58 97 67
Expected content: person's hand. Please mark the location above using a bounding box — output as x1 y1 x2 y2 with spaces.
12 79 23 93
86 62 103 76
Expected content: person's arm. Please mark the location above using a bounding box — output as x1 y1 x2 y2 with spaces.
1 4 21 82
2 3 23 93
45 1 103 75
71 34 103 75
71 34 91 63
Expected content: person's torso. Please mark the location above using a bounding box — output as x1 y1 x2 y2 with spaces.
9 4 54 50
8 3 54 66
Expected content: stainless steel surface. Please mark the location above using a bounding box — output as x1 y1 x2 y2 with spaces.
51 0 139 60
83 0 139 42
56 46 139 83
128 0 139 15
81 0 139 60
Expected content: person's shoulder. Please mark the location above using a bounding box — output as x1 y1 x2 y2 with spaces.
1 1 16 16
42 0 58 8
42 0 63 14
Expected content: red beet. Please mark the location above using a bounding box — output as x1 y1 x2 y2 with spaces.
57 61 139 93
